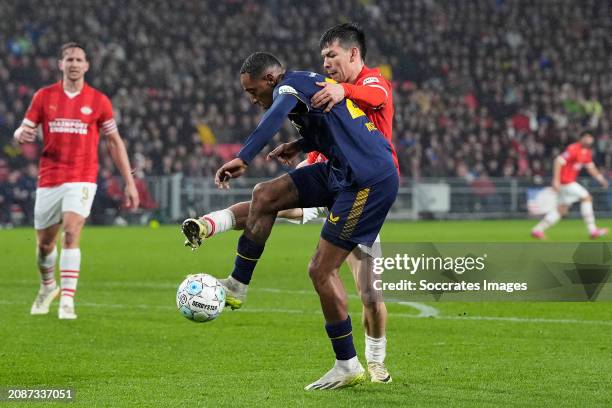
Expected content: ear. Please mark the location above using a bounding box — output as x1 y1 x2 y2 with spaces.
84 60 90 74
58 58 64 71
264 72 276 86
350 46 359 63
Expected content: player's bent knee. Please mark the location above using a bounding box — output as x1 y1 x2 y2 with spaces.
307 259 330 287
62 227 82 247
37 242 56 256
582 195 593 202
252 181 278 211
363 301 386 315
307 260 321 283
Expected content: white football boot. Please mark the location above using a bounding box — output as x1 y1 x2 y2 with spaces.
30 286 60 315
367 361 392 383
305 358 366 390
58 297 77 320
218 276 248 310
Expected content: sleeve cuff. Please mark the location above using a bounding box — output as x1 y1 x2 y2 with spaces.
22 118 37 127
341 83 354 99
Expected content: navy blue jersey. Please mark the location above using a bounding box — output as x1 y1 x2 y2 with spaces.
276 71 395 188
237 71 396 190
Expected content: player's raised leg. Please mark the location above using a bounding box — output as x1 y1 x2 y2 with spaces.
346 244 392 383
31 224 61 315
183 202 248 249
304 238 365 390
182 202 309 249
221 174 302 309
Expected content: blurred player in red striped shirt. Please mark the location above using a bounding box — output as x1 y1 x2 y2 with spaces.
14 43 139 319
532 130 608 239
182 24 396 384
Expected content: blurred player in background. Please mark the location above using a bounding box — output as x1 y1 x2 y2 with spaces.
183 23 395 383
531 130 608 239
13 42 139 319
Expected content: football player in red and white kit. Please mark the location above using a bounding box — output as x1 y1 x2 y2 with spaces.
14 43 139 319
532 130 608 239
182 24 396 384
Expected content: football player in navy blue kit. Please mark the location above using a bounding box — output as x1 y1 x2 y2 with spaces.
206 52 398 390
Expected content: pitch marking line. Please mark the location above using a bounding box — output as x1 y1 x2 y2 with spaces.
1 299 611 326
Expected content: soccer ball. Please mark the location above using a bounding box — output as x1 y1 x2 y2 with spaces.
176 274 226 322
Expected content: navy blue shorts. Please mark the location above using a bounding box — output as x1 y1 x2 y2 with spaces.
288 163 399 251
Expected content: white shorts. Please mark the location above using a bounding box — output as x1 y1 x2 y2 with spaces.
34 182 98 230
558 182 589 206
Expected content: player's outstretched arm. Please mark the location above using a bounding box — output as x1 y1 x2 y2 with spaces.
586 163 609 188
216 94 299 190
311 81 387 112
237 94 298 164
105 130 140 209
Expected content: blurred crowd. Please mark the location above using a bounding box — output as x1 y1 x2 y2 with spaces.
1 0 612 224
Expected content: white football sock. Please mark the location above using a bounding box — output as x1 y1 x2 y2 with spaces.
37 247 57 289
365 334 387 363
335 356 361 372
534 209 561 232
201 209 236 237
60 248 81 300
580 201 597 233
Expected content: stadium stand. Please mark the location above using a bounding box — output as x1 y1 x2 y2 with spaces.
1 0 611 224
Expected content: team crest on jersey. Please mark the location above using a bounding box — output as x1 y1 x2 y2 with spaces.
81 106 93 115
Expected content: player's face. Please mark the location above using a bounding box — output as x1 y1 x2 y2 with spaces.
59 47 89 82
321 40 355 83
580 134 594 147
240 73 274 109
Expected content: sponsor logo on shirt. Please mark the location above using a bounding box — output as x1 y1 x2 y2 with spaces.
362 77 380 85
81 106 93 115
278 85 298 96
49 118 88 135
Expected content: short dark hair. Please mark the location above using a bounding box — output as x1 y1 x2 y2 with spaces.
240 52 283 77
319 23 367 61
580 129 594 138
59 42 88 60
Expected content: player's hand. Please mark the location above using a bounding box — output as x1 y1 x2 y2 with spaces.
215 158 248 189
13 126 37 144
552 180 561 192
311 82 345 112
124 182 140 209
267 141 301 166
599 177 609 189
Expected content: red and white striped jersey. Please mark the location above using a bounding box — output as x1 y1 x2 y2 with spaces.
24 81 116 187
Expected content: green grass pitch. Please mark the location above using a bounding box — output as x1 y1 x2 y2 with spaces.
1 219 611 407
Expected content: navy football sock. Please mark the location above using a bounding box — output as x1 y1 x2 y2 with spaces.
231 234 265 285
325 316 357 360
